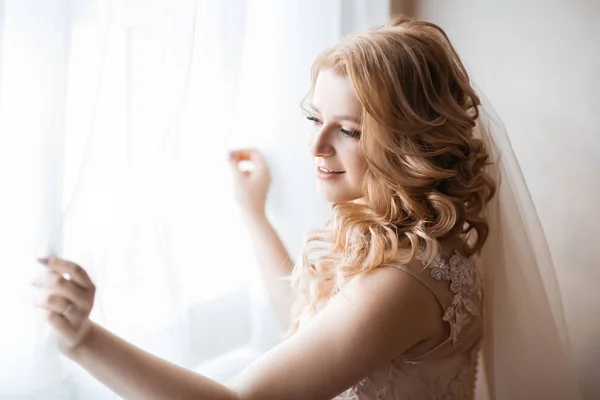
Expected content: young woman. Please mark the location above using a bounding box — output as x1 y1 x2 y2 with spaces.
33 15 578 400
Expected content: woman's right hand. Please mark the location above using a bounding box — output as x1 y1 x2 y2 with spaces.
229 148 271 219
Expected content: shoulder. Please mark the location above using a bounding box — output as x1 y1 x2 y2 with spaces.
322 263 445 356
345 262 443 316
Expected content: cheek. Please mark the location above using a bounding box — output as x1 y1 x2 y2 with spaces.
348 150 366 177
343 151 366 195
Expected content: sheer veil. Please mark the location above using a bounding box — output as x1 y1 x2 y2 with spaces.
473 87 581 399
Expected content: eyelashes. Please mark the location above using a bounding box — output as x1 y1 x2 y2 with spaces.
339 127 361 139
305 116 361 140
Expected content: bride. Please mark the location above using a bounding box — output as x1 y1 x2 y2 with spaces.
33 15 579 399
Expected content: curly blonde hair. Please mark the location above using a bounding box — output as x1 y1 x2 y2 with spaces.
289 15 496 333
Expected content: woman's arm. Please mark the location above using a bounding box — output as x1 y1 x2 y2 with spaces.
68 323 239 400
243 213 294 328
43 258 443 400
229 148 295 329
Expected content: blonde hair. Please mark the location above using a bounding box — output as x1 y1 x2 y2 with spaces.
289 15 496 333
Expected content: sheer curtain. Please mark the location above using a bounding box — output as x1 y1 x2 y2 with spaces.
0 0 389 398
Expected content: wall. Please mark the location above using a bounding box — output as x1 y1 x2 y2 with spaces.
392 0 599 397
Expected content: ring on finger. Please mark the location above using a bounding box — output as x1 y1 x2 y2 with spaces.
61 302 74 317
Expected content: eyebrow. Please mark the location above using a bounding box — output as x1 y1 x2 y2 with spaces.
308 103 361 124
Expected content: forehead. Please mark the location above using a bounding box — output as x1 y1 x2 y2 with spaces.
312 69 362 117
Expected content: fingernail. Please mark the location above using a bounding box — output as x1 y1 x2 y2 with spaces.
36 258 49 265
228 151 235 160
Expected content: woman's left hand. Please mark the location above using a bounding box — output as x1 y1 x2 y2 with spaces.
32 256 96 355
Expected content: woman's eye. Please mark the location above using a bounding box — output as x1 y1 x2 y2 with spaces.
339 127 361 139
306 116 322 125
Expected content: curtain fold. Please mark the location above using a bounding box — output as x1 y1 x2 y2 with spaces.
0 0 71 397
0 0 390 398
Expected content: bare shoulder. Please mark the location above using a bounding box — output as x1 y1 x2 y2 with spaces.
342 262 439 309
344 262 431 298
332 264 445 352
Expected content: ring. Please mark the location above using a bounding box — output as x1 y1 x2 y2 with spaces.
61 302 74 317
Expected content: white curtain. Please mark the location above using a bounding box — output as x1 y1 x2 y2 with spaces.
0 0 389 398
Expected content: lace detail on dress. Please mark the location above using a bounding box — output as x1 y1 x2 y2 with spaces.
335 345 480 399
332 253 483 399
429 253 482 344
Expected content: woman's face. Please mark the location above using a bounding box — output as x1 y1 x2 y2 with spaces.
305 69 366 203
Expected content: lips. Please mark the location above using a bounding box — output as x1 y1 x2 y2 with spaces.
317 166 345 174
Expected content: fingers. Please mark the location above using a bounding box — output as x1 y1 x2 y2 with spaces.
228 150 243 174
38 256 94 290
33 256 97 351
229 149 270 180
230 148 254 162
245 148 265 164
34 292 82 326
33 270 90 311
229 149 253 180
35 292 71 314
44 310 77 340
230 148 267 166
247 149 268 172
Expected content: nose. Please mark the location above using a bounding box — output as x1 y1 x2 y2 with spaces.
308 126 335 158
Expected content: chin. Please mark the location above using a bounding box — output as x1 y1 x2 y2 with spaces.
317 184 361 204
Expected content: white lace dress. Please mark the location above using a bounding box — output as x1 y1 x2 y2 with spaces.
332 252 483 400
